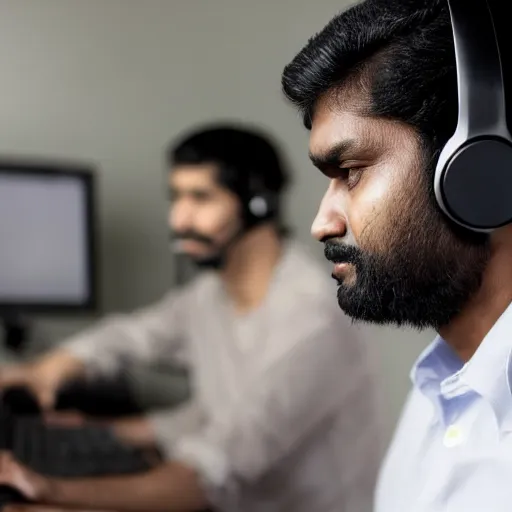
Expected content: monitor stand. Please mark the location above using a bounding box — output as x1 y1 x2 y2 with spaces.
1 315 31 353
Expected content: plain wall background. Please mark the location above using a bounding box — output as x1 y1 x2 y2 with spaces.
0 0 435 442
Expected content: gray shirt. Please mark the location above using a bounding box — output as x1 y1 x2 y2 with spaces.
65 241 381 512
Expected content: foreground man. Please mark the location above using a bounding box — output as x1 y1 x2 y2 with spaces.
0 124 381 511
281 0 512 511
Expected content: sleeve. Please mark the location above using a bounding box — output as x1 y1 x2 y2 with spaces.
147 401 206 459
170 310 354 502
63 288 189 379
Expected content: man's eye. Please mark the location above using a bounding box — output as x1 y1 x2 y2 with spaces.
195 195 210 203
338 167 364 189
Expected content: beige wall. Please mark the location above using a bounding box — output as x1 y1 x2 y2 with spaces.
0 0 435 441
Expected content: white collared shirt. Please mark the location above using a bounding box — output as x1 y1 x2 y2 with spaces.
376 301 512 512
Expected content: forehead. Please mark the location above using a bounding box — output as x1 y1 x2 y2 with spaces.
169 164 218 189
308 95 418 161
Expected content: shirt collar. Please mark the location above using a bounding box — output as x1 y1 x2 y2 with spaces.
410 337 462 392
411 301 512 430
458 301 512 430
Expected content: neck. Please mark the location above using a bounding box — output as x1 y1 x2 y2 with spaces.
221 223 283 313
439 232 512 362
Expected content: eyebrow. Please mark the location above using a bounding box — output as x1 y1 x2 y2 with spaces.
309 140 360 170
168 185 212 197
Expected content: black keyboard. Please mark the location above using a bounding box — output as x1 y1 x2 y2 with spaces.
1 414 156 477
0 387 160 508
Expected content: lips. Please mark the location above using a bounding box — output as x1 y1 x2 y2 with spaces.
172 239 208 254
332 262 350 280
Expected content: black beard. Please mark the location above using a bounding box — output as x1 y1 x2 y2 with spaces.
171 223 245 271
324 224 490 330
191 254 224 270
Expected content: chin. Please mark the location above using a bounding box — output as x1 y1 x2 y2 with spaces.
192 254 223 269
335 290 386 325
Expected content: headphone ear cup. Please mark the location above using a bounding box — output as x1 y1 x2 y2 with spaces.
436 138 512 231
248 196 269 218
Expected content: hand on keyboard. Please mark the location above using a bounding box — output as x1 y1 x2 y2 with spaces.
43 411 86 427
0 452 47 502
0 456 117 512
0 351 86 413
0 366 58 413
44 412 154 449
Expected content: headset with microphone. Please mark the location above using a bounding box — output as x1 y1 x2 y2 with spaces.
170 167 281 280
244 172 279 225
435 0 512 232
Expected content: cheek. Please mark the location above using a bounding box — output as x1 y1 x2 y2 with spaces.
348 169 398 247
196 203 240 237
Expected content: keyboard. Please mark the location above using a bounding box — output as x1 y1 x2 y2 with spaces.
0 386 160 508
1 414 156 477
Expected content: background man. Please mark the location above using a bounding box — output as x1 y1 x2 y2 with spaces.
0 124 381 512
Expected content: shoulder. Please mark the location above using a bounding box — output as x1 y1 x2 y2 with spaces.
272 240 351 328
154 271 220 312
263 240 362 358
279 240 337 297
178 271 221 298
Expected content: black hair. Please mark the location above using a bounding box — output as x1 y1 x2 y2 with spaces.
281 0 458 155
167 123 291 236
167 123 290 228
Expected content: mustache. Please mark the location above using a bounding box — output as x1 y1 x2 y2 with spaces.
323 239 363 265
171 230 215 246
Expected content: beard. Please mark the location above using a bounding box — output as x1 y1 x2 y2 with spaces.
193 253 223 269
171 230 223 269
324 168 491 330
171 222 244 270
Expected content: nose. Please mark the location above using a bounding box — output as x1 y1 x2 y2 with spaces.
169 200 193 232
311 182 347 242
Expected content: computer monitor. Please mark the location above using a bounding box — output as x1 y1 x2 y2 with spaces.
0 160 97 316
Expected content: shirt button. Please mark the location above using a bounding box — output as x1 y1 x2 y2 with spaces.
443 424 464 447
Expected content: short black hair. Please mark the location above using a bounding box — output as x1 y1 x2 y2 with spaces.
167 123 290 202
282 0 458 154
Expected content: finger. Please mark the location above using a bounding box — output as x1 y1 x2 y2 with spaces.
0 450 14 470
42 412 61 425
37 389 56 411
44 412 83 427
4 458 39 500
0 369 24 388
0 452 16 486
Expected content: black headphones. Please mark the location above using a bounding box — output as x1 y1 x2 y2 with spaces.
435 0 512 232
244 173 278 224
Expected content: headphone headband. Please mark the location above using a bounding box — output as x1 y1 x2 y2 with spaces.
447 0 507 137
434 0 512 232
